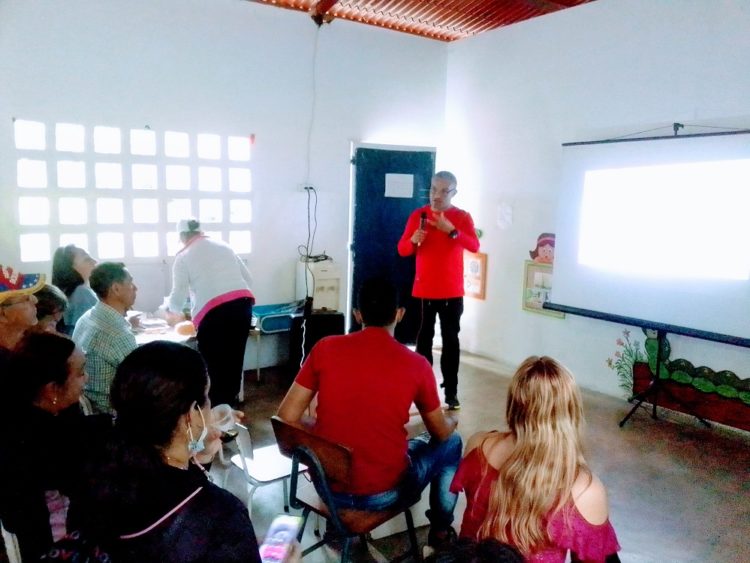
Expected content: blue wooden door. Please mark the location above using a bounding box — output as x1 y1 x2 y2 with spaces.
351 146 435 344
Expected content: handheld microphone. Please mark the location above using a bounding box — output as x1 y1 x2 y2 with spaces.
418 212 427 246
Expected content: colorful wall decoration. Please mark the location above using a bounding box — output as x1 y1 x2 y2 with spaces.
464 251 487 300
522 233 563 318
607 328 750 431
529 232 555 264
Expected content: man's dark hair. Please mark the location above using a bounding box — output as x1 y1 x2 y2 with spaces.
425 538 523 563
434 170 457 189
356 277 399 327
89 262 128 299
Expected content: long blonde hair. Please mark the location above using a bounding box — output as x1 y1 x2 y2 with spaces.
478 356 587 554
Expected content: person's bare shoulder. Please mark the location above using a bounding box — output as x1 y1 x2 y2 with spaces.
571 471 610 526
464 431 492 454
464 431 513 466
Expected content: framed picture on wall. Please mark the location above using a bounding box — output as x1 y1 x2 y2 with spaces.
464 251 487 300
522 260 564 318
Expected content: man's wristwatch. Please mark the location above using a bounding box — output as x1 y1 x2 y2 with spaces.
448 229 459 240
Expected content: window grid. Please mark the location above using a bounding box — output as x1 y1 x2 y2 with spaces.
13 119 253 262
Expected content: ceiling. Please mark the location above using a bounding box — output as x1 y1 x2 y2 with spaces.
249 0 596 42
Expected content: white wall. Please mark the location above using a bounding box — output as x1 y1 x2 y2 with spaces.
4 0 749 395
443 0 750 395
0 0 447 312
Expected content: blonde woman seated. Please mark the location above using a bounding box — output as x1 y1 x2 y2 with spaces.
450 356 620 562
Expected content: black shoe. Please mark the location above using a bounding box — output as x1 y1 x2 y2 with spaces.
445 397 461 411
427 525 457 551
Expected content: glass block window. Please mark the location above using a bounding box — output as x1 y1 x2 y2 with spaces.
56 123 85 152
14 120 46 150
12 119 254 263
57 160 86 188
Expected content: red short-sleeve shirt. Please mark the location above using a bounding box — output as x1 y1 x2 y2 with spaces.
295 328 441 495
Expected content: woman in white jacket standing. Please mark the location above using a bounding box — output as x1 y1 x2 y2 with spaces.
166 218 255 406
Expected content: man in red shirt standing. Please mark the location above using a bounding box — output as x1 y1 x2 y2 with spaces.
397 171 480 410
277 277 462 550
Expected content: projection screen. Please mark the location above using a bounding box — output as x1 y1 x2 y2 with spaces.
552 131 750 339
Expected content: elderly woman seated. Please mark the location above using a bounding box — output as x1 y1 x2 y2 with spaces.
28 283 69 334
73 341 264 562
0 332 111 561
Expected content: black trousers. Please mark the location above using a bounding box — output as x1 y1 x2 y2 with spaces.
197 297 254 406
415 297 464 399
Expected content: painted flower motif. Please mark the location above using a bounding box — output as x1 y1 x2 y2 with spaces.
606 327 647 397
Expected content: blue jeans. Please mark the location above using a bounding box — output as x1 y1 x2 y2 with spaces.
331 431 462 529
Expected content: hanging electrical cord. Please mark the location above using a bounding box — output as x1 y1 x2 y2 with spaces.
303 25 320 188
297 23 326 368
294 23 322 310
297 24 330 303
297 187 328 260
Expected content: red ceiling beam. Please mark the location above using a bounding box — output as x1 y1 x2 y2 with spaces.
310 0 339 25
250 0 594 42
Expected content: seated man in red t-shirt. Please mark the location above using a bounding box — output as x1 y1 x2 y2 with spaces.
277 276 462 549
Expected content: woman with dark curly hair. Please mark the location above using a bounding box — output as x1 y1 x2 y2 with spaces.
51 245 97 334
73 341 262 562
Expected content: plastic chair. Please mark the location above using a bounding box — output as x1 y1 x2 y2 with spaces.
271 416 421 562
1 522 22 563
225 423 300 518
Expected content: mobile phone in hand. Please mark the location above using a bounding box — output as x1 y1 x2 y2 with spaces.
259 514 303 563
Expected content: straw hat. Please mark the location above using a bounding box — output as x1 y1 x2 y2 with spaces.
0 265 45 304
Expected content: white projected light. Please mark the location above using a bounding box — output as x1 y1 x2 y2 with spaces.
578 159 750 280
554 133 750 339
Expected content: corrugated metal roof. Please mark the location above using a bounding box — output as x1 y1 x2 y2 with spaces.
251 0 595 42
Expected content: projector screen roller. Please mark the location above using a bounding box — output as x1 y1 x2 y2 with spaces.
553 131 750 339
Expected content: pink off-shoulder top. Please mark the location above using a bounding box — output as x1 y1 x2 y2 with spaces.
450 444 620 562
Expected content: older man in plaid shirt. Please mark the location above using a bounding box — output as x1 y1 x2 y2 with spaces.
73 262 138 414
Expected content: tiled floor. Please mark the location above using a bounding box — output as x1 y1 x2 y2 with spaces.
225 353 750 563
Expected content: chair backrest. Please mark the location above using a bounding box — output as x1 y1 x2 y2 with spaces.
271 415 351 488
234 423 253 476
1 522 22 563
235 423 253 458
